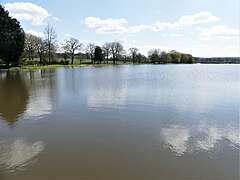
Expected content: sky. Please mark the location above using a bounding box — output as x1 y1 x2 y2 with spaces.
1 0 240 57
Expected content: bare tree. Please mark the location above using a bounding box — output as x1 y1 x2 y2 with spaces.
110 41 124 64
102 42 111 64
85 43 95 64
129 47 139 63
24 33 38 60
63 38 82 64
44 23 57 64
35 37 47 64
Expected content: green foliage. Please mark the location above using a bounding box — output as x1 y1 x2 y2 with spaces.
148 49 195 64
94 46 103 63
0 5 25 66
136 53 146 63
148 49 161 64
169 50 181 63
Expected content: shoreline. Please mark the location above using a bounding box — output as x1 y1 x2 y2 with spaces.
1 63 130 71
0 63 239 71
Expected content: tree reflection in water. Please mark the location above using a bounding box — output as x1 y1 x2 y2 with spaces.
0 72 29 126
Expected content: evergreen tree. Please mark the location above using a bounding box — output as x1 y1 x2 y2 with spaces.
94 46 103 64
0 5 25 67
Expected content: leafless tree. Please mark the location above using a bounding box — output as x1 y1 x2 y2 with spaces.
129 47 139 63
36 37 47 63
63 38 82 64
44 23 57 64
102 42 111 64
110 41 124 64
85 43 95 64
24 33 38 60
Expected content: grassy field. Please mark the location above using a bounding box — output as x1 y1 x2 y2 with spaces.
0 58 135 71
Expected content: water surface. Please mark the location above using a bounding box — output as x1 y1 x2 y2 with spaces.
0 64 239 179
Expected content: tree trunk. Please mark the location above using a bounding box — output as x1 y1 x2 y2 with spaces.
106 54 109 64
39 54 42 63
48 44 51 64
71 55 74 64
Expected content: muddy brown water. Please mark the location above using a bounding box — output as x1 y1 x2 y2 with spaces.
0 64 239 179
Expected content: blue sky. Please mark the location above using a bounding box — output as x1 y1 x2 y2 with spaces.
2 0 240 57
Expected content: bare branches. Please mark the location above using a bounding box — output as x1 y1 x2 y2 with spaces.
44 23 57 64
129 47 139 63
63 38 82 64
85 43 96 63
109 41 123 64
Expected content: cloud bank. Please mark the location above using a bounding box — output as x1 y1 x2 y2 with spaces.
85 11 220 34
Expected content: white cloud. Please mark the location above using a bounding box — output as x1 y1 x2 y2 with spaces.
85 17 129 34
201 25 239 39
128 24 153 33
151 12 220 31
178 11 220 26
171 33 181 37
85 11 220 34
4 2 51 25
26 30 44 38
85 17 128 28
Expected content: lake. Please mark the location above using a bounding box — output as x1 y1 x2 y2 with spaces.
0 64 239 179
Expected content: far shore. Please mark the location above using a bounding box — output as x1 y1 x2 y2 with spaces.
0 61 135 71
1 62 239 72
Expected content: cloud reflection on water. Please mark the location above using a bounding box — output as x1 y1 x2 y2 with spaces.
161 122 239 156
24 87 53 119
0 138 45 172
196 123 240 151
162 125 189 156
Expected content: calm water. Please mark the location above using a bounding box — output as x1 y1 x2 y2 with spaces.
0 64 239 179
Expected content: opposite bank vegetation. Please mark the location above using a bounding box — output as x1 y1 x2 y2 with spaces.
0 4 196 71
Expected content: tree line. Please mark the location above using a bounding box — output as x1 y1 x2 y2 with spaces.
194 57 240 64
0 5 194 67
21 31 195 65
